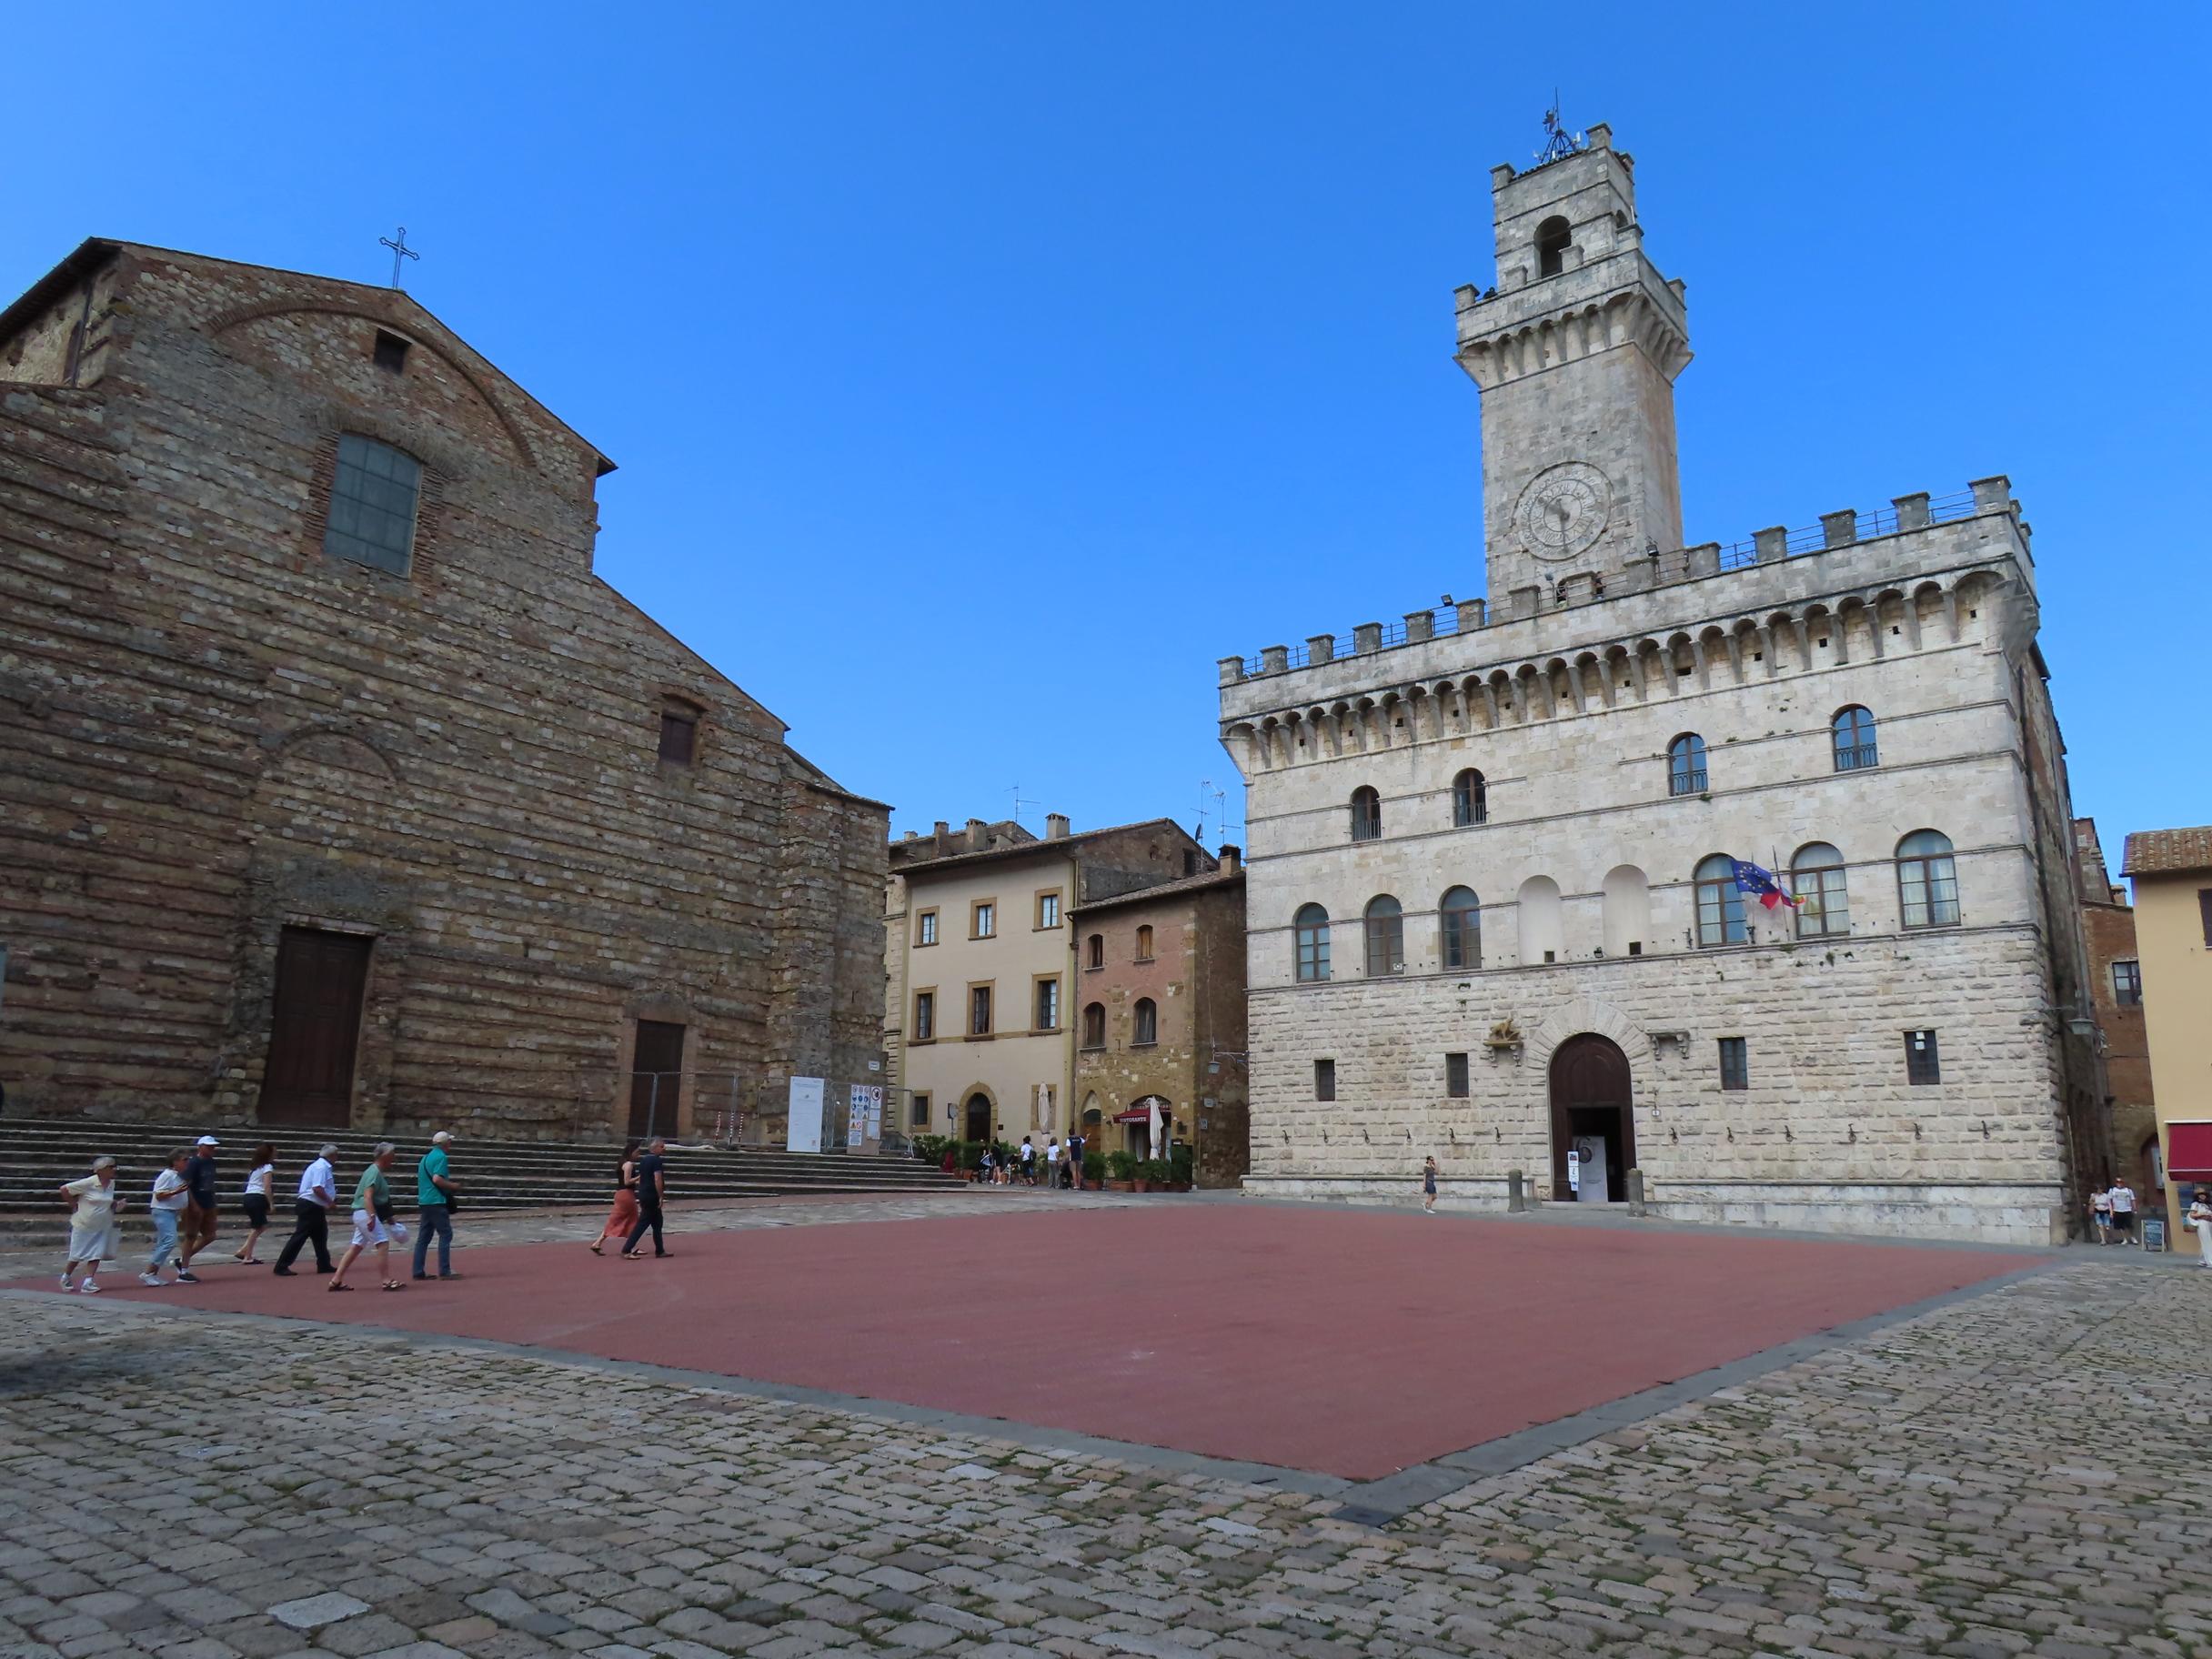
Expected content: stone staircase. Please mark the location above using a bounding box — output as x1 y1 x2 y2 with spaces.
2 1118 961 1228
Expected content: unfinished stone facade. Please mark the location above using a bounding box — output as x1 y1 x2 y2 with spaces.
2076 819 2156 1201
1069 855 1250 1188
0 240 887 1141
1214 129 2107 1243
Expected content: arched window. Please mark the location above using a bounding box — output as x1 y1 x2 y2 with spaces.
1440 887 1482 970
1668 734 1708 797
1081 1002 1106 1049
1694 854 1747 947
1086 933 1103 969
1897 830 1959 928
1350 786 1382 842
1535 216 1571 278
1363 895 1405 976
1452 769 1487 827
1791 842 1850 939
1134 924 1154 960
1833 706 1878 771
1294 904 1331 983
1132 998 1158 1046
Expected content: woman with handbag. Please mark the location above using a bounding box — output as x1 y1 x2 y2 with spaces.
589 1141 641 1255
327 1143 404 1292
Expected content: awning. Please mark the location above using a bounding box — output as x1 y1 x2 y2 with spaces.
2167 1121 2212 1180
1113 1109 1151 1123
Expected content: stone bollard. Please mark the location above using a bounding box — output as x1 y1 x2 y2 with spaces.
1626 1167 1646 1216
1506 1168 1526 1212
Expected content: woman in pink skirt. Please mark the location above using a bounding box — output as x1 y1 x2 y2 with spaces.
589 1141 641 1255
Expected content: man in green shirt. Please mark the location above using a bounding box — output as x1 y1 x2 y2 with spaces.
328 1143 400 1292
412 1131 458 1281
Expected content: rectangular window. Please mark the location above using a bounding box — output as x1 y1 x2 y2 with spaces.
970 985 993 1036
1445 1051 1469 1098
2201 888 2212 948
1033 978 1060 1031
1313 1058 1336 1101
658 709 699 766
910 1091 930 1129
912 990 935 1041
972 901 995 940
1135 924 1154 960
372 329 410 373
1036 891 1061 930
2111 960 2142 1008
917 910 938 947
324 432 422 574
1718 1037 1748 1091
1905 1029 1940 1085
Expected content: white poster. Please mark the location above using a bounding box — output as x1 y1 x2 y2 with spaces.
788 1076 825 1153
855 1084 883 1139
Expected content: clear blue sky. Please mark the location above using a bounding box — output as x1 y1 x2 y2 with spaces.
9 5 2207 852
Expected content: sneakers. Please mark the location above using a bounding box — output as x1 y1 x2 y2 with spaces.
174 1270 200 1284
78 1282 101 1293
139 1272 165 1287
58 1273 71 1290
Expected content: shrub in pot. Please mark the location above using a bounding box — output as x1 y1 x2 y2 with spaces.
1105 1151 1136 1190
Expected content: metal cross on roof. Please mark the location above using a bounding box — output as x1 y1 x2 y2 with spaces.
378 226 419 289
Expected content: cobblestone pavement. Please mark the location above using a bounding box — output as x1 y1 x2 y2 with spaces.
4 1244 2208 1659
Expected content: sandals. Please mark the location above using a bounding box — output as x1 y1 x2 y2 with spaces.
588 1242 603 1255
381 1281 406 1292
327 1282 353 1292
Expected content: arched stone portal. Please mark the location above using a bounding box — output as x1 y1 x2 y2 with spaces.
1549 1033 1635 1203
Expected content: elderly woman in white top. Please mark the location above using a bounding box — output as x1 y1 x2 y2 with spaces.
59 1156 121 1293
2188 1193 2212 1268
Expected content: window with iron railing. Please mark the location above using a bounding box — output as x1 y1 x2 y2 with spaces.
1351 786 1382 842
1668 733 1708 796
1833 706 1878 771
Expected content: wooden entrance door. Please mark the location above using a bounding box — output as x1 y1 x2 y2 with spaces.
964 1093 991 1144
1548 1033 1634 1202
259 928 373 1126
628 1021 686 1138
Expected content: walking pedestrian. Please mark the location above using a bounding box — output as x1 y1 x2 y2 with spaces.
274 1144 340 1275
1020 1135 1036 1186
411 1131 460 1280
232 1143 276 1264
590 1140 641 1255
622 1138 669 1258
1070 1132 1086 1191
2091 1184 2113 1244
141 1150 192 1287
176 1135 220 1277
328 1143 403 1292
1422 1155 1439 1215
2187 1192 2212 1267
60 1156 121 1292
2110 1179 2138 1244
1046 1136 1061 1189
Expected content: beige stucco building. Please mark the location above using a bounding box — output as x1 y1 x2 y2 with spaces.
1213 124 2106 1243
2120 827 2212 1257
884 817 1211 1148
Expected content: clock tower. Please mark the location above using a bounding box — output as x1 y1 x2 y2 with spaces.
1454 121 1692 607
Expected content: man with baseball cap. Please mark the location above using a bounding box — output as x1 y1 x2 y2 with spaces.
412 1131 461 1281
176 1135 221 1282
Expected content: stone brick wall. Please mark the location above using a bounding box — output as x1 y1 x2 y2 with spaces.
0 242 886 1141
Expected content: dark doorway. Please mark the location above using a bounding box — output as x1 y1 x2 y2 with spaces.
964 1092 992 1144
259 927 373 1126
1549 1033 1635 1202
628 1020 686 1138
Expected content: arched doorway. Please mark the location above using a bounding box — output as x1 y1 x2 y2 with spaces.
1549 1034 1635 1202
964 1092 992 1144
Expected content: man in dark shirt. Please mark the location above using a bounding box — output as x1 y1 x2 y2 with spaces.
176 1135 221 1282
621 1138 669 1259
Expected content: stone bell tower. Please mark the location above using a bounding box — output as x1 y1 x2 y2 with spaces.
1454 121 1693 608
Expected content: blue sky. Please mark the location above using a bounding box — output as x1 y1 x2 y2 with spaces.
8 5 2207 851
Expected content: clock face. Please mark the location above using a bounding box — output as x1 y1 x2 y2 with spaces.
1515 462 1612 560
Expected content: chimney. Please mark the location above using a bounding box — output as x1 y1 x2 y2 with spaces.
965 817 989 852
901 830 918 841
1218 844 1241 875
932 819 950 857
1044 813 1070 840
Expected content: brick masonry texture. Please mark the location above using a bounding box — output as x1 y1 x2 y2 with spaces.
1214 130 2109 1242
0 242 886 1140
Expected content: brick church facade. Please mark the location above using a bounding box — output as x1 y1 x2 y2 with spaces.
0 240 886 1141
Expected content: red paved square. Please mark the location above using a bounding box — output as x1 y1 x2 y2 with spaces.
25 1206 2025 1479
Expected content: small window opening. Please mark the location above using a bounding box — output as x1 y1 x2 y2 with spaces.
372 330 410 373
1313 1059 1336 1101
658 706 699 767
1535 216 1572 278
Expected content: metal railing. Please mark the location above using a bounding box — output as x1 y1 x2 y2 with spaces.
1834 744 1879 771
1237 488 1992 676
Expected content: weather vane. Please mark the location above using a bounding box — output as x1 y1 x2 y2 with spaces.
1535 93 1586 166
378 226 419 289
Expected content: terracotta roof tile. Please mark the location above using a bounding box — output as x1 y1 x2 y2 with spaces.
2121 827 2212 877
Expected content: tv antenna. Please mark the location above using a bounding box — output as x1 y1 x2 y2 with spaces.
1008 781 1037 830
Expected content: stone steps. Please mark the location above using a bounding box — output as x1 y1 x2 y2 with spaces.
3 1118 958 1219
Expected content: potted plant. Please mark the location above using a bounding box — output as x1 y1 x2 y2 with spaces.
1168 1147 1195 1191
1082 1151 1106 1189
1105 1150 1137 1191
1138 1157 1171 1191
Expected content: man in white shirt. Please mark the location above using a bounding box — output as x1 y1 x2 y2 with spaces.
273 1144 340 1276
2108 1180 2137 1244
141 1149 193 1286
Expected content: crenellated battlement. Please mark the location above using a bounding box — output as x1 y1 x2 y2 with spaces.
1218 478 2026 689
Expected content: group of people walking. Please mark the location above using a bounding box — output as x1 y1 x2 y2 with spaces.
59 1132 464 1293
966 1132 1087 1189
